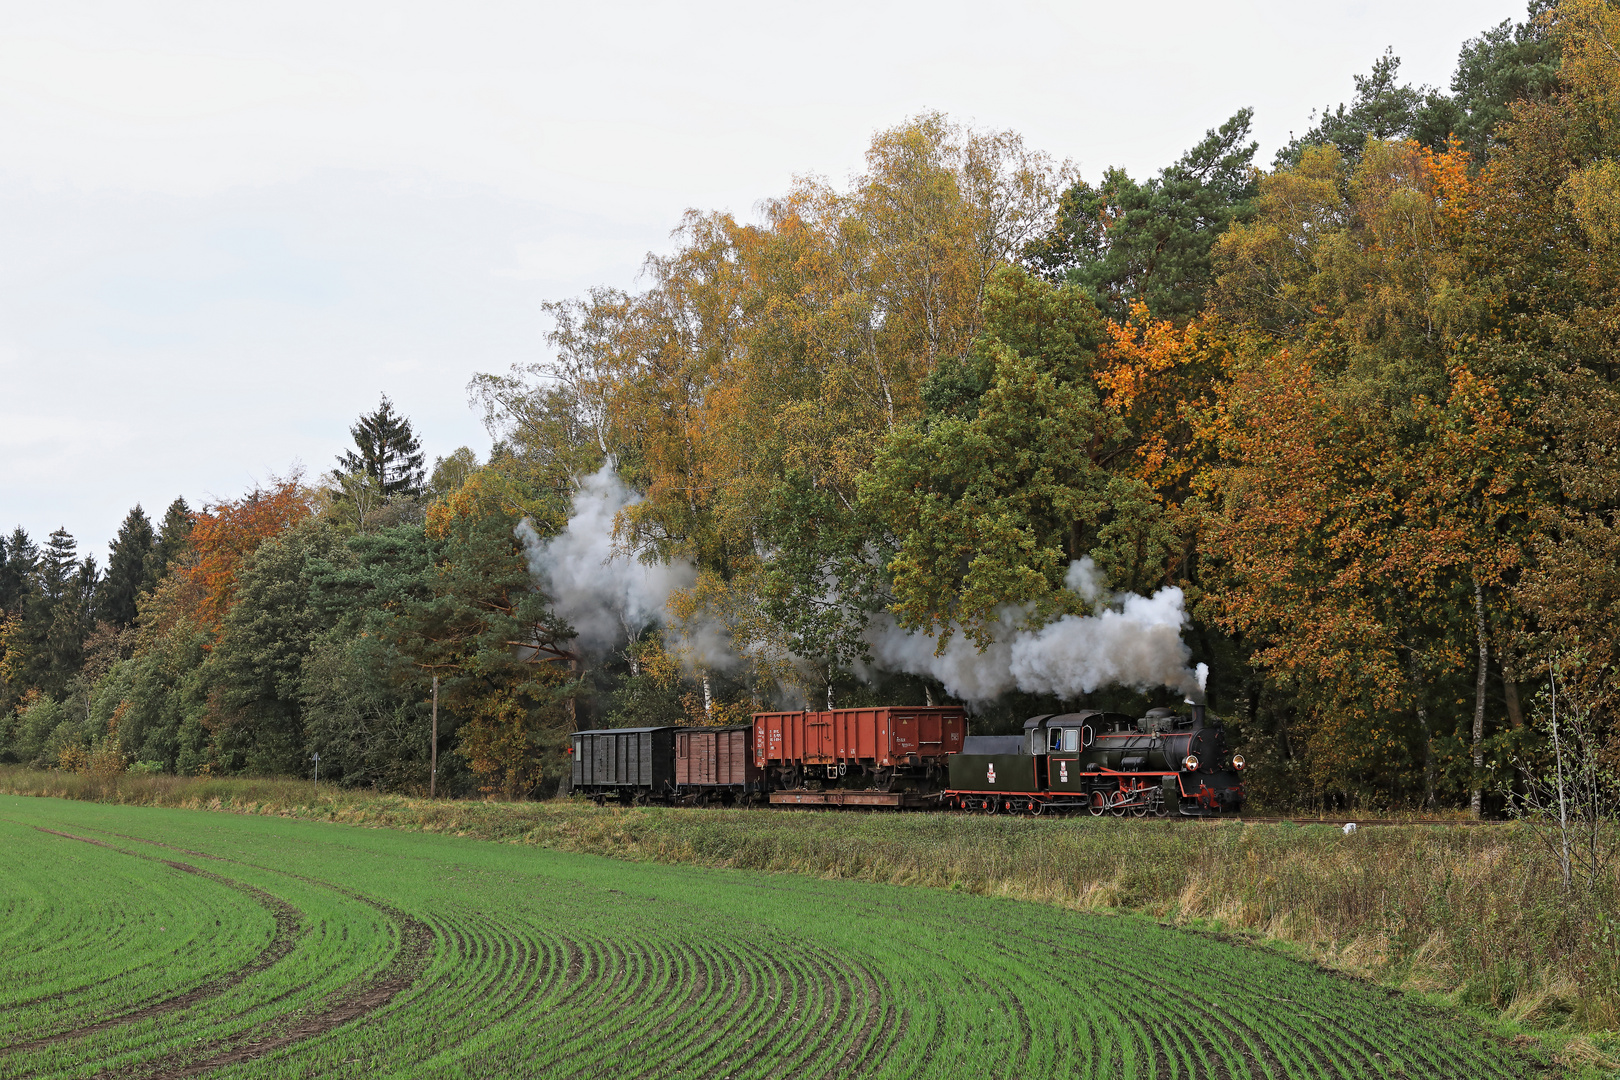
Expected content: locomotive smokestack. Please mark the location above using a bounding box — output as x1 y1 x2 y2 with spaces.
1191 702 1206 725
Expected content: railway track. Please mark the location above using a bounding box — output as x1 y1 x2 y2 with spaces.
755 791 1490 825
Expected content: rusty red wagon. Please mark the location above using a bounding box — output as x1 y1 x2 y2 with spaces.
752 706 966 792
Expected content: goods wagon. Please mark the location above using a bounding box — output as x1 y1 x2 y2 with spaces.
753 706 966 790
571 727 677 803
674 725 762 803
946 705 1244 816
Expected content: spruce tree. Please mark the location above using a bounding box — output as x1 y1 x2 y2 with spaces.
338 395 425 498
39 529 79 603
100 506 156 628
0 527 36 614
149 498 193 581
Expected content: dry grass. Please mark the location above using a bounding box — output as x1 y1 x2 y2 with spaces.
5 766 1620 1051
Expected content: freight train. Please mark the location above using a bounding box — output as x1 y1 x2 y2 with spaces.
567 703 1243 816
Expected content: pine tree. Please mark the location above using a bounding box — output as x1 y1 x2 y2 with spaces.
1027 110 1259 321
338 395 425 498
40 529 79 603
0 527 36 615
99 506 157 628
149 498 193 582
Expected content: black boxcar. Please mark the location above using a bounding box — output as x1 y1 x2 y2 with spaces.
571 727 677 804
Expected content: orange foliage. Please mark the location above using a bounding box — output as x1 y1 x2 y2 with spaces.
1097 303 1223 494
174 477 313 639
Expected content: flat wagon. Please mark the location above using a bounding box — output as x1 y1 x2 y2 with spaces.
674 725 762 804
571 726 678 804
753 706 966 790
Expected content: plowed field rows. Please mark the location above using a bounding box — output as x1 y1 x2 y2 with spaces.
0 797 1538 1079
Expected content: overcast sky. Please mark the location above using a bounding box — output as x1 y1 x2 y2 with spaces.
2 0 1527 558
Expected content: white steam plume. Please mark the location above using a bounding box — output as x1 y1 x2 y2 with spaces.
865 558 1206 704
514 463 696 653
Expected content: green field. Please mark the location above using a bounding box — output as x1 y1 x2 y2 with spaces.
0 796 1540 1079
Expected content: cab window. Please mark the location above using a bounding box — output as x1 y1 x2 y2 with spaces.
1030 731 1045 755
1062 728 1080 753
1049 729 1062 752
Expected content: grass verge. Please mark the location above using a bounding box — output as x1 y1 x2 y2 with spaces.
4 766 1618 1071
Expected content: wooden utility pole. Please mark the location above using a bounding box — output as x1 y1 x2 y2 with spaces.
430 675 439 798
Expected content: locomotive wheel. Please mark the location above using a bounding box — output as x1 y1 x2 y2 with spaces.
1153 796 1170 818
982 797 998 815
1130 797 1149 818
1109 790 1129 817
1087 791 1106 817
1030 799 1044 816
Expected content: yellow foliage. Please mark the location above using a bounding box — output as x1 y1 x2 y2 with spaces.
1562 158 1620 247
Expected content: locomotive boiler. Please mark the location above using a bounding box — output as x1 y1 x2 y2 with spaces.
945 704 1245 816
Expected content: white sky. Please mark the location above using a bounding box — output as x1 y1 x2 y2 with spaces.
1 0 1526 559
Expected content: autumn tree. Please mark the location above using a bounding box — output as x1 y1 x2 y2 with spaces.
474 114 1069 703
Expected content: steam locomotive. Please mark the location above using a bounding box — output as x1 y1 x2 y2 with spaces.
568 702 1244 816
943 704 1245 816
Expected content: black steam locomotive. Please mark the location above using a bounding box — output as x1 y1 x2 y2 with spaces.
943 704 1244 816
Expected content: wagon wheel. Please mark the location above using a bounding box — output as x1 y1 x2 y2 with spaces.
1109 789 1130 817
874 766 895 792
1087 791 1106 817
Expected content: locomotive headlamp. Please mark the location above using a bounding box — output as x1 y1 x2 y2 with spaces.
1182 754 1200 772
1232 754 1246 771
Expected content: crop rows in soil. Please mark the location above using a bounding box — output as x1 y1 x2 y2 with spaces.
0 798 1540 1079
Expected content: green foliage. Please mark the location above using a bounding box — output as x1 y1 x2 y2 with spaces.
0 527 37 615
862 267 1162 644
337 393 426 499
150 497 193 578
1028 110 1258 321
8 695 67 765
1449 2 1562 158
428 446 479 500
205 520 349 776
97 506 156 629
1275 49 1454 170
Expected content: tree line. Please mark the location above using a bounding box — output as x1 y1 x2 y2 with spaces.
3 0 1616 809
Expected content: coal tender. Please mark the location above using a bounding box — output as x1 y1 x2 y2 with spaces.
944 705 1245 816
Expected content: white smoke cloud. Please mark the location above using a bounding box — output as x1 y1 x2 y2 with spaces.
514 463 696 653
864 558 1206 704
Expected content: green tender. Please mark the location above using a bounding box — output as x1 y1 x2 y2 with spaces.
0 796 1537 1079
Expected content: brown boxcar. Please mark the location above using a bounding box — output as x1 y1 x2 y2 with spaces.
674 725 761 800
752 706 966 789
